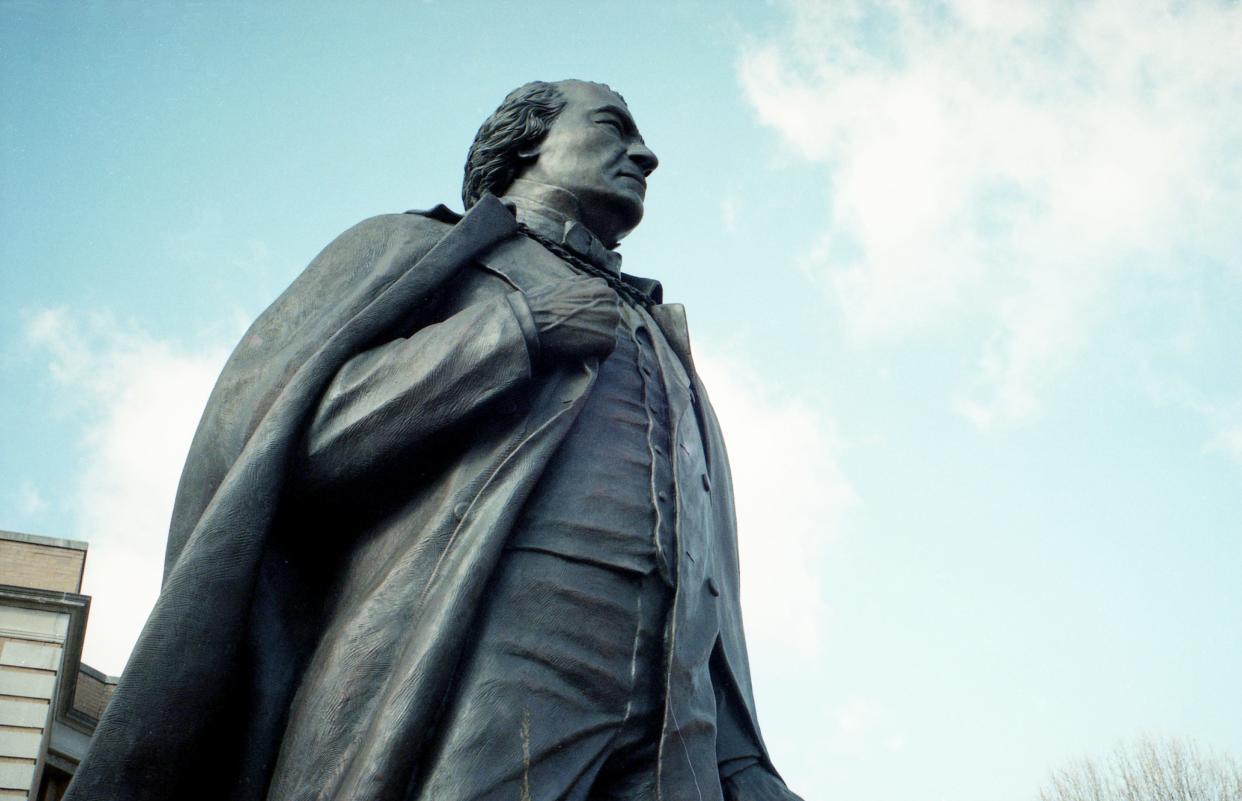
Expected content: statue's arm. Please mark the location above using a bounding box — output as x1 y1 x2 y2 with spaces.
297 267 619 492
714 656 805 801
722 765 806 801
298 291 538 491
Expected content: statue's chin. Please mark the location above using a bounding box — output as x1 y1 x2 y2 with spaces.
589 196 644 247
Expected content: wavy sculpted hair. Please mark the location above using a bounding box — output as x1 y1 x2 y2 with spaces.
462 81 568 210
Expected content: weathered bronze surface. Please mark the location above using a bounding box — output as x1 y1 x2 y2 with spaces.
66 80 803 801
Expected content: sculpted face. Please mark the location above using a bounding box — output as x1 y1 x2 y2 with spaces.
518 80 659 246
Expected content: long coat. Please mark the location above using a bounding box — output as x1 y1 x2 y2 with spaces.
65 195 772 801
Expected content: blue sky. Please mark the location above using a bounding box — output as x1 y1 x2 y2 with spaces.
2 2 1240 799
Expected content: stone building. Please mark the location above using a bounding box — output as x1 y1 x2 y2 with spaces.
0 530 115 801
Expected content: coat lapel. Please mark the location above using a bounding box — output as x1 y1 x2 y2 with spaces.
649 302 695 378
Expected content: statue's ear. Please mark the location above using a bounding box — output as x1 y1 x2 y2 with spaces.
516 143 540 163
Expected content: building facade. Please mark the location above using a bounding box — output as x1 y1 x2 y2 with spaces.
0 531 114 801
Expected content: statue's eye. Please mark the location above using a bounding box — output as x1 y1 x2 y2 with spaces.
598 118 624 134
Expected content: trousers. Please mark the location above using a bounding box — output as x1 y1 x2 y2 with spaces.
411 549 672 801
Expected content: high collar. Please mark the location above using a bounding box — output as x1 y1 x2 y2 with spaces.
405 196 664 305
502 180 624 275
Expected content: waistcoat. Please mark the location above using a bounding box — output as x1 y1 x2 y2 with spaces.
508 304 677 582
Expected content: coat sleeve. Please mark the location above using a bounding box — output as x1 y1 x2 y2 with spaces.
298 290 540 491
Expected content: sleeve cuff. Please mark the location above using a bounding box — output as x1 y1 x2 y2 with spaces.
506 291 541 366
719 755 762 780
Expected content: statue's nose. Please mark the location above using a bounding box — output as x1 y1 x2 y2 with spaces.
629 142 659 176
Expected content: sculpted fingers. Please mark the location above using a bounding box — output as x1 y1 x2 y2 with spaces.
523 277 620 360
564 278 621 340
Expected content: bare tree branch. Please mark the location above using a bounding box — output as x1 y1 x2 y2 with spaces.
1037 736 1242 801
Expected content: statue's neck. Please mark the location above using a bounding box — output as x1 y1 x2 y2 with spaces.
503 179 583 224
503 179 598 245
502 179 622 273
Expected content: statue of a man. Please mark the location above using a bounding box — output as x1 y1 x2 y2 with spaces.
67 80 803 801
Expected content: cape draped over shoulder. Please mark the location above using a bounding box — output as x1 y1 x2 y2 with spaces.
66 196 557 800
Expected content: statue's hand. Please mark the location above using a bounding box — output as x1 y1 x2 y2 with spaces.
722 764 805 801
523 277 621 361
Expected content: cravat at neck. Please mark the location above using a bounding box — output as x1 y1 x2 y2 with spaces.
503 186 624 275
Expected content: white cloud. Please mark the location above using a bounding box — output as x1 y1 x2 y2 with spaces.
816 695 909 759
13 480 47 518
696 347 855 799
24 309 231 675
830 696 884 757
697 349 854 675
720 194 741 234
1213 424 1242 464
1146 374 1242 465
739 0 1242 426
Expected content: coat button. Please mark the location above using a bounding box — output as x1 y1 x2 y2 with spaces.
707 577 720 596
453 502 469 521
700 473 711 492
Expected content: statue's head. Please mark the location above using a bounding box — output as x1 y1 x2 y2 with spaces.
463 79 659 246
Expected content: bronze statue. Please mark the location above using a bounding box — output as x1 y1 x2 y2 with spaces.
67 80 803 801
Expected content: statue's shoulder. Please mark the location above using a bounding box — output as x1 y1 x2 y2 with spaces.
255 206 463 338
300 205 463 284
333 205 460 251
